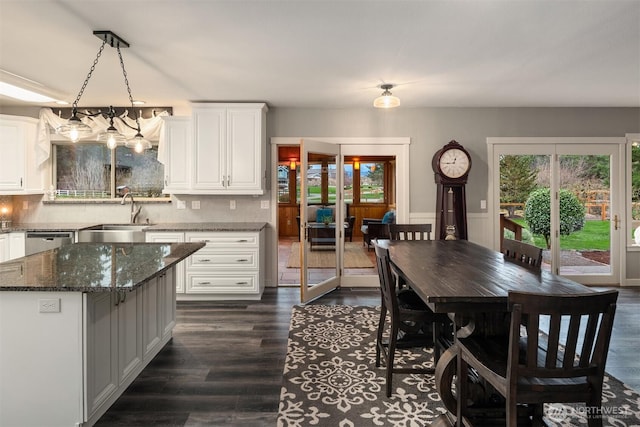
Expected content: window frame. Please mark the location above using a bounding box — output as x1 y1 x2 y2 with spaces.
51 140 169 202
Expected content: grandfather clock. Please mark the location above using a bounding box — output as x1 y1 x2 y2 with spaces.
432 140 472 240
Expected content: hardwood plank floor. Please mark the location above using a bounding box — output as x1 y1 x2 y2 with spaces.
96 286 640 426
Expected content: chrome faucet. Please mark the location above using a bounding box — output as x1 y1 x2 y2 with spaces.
121 192 141 223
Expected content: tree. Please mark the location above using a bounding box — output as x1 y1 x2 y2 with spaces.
500 155 537 216
524 188 585 249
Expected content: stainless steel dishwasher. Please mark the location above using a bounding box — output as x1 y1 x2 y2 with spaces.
25 231 75 255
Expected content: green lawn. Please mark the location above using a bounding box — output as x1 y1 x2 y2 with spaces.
512 219 610 251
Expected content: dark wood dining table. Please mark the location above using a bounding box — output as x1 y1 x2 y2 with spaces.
375 239 595 426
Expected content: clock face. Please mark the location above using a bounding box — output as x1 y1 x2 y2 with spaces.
438 148 470 178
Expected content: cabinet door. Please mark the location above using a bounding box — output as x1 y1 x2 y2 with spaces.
9 232 25 259
193 108 226 191
161 268 176 339
0 117 25 191
162 117 191 191
145 232 185 293
117 289 143 385
85 293 118 418
226 107 264 193
0 234 8 262
142 276 162 360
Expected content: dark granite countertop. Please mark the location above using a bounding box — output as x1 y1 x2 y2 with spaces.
146 222 267 232
0 242 204 292
1 222 267 233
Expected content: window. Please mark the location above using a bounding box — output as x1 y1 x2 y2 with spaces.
53 142 167 199
359 162 385 203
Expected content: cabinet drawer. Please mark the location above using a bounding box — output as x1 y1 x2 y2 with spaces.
186 273 258 294
185 232 258 247
187 250 258 270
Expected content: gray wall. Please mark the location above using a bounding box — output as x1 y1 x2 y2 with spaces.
268 107 640 214
4 106 640 286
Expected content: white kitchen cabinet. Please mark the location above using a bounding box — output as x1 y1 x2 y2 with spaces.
142 275 162 359
184 230 264 299
9 232 24 259
161 116 192 192
85 289 143 419
117 289 143 386
0 234 8 262
163 103 267 195
0 232 25 262
146 231 185 293
0 115 46 194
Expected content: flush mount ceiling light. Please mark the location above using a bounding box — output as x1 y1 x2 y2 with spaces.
373 83 400 109
56 30 150 151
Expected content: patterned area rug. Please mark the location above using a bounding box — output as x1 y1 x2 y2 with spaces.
278 305 640 427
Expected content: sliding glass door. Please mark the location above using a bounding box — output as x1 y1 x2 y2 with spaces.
491 139 622 285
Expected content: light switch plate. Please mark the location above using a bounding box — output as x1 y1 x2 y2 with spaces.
480 200 487 209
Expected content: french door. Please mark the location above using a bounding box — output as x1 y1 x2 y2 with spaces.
490 138 623 285
299 139 343 303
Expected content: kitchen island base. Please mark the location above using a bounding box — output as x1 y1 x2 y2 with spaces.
0 267 178 427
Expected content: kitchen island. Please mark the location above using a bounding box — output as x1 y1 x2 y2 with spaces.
0 242 204 427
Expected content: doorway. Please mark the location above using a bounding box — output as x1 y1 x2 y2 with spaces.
488 137 625 285
270 137 410 299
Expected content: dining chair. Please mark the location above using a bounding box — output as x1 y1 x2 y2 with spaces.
365 222 390 251
388 223 451 362
389 223 432 241
373 242 440 397
456 289 618 427
502 238 543 270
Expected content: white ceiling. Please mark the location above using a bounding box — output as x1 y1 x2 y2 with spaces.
1 0 639 112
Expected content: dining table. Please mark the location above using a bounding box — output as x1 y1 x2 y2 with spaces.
375 239 596 427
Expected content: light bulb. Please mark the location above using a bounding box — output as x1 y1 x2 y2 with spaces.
107 135 117 149
134 141 143 153
69 127 79 142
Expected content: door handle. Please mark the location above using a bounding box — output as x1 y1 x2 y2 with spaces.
614 214 619 230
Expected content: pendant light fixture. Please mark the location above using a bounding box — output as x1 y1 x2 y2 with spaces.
373 84 400 109
56 30 150 151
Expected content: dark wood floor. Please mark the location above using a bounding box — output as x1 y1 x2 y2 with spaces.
96 286 640 426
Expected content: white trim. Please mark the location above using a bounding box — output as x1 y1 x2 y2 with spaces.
487 137 626 285
269 137 411 290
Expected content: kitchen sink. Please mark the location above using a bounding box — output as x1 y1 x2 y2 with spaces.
77 224 154 243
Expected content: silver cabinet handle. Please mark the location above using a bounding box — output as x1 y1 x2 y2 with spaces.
199 281 211 285
236 259 248 263
236 281 249 285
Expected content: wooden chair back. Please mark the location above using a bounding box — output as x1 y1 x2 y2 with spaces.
457 289 619 426
373 242 399 318
508 289 618 401
502 238 543 270
389 223 432 241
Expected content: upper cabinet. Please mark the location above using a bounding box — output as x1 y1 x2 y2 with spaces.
0 115 46 194
162 103 268 195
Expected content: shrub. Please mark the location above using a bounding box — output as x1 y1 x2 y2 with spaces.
524 188 585 248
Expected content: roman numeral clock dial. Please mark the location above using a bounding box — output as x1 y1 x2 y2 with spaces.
432 140 472 240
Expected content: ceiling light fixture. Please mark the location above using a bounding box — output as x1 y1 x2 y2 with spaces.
56 30 150 151
373 84 400 109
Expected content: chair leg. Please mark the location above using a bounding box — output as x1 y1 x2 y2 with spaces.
376 304 387 367
386 322 398 397
505 394 517 427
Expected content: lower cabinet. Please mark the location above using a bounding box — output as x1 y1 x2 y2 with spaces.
147 230 265 300
0 232 25 262
85 272 176 425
